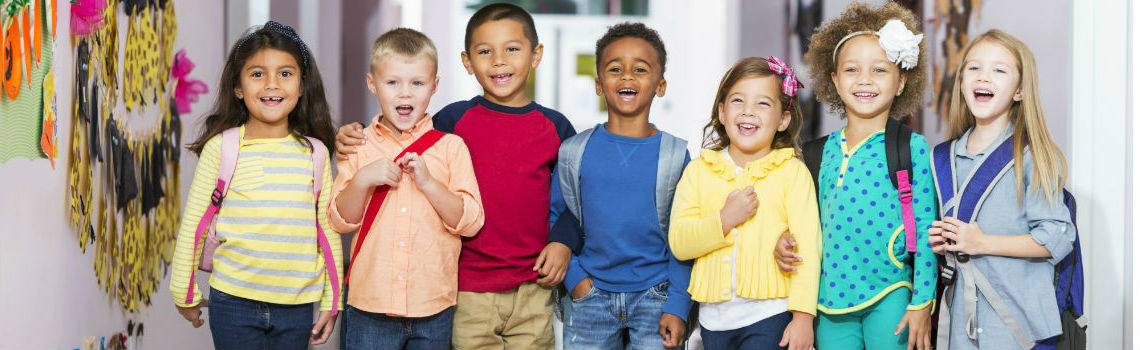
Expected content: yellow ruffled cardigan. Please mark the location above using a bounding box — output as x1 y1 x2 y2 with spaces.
668 148 822 315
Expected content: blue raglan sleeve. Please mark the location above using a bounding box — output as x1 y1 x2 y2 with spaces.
433 99 475 133
665 151 694 322
908 135 938 310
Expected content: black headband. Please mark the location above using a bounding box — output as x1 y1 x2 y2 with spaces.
233 21 311 69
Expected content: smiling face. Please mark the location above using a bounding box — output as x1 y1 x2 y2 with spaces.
235 48 302 133
718 75 790 157
595 37 666 120
960 39 1022 123
368 55 439 133
831 35 906 120
461 19 543 107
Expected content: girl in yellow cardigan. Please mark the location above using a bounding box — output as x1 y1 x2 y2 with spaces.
669 57 821 350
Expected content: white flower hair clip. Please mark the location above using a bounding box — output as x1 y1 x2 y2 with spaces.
832 19 924 70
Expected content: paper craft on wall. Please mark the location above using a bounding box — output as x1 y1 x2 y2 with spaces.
0 0 56 164
66 0 206 313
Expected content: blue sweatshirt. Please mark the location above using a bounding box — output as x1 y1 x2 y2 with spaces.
552 125 693 320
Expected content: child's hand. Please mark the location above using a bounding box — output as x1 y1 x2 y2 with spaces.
570 277 593 299
357 157 401 188
658 313 686 348
778 311 815 350
936 217 987 256
895 306 932 350
309 311 338 345
534 242 571 287
335 122 366 161
928 221 948 255
175 299 208 328
397 152 439 190
775 230 801 272
720 186 758 234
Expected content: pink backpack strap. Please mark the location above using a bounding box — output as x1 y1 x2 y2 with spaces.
305 137 341 315
896 170 918 253
184 127 242 304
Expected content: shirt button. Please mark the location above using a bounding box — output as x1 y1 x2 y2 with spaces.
722 289 730 295
731 228 738 235
399 241 406 247
397 275 404 281
400 207 407 213
722 257 730 263
977 328 984 334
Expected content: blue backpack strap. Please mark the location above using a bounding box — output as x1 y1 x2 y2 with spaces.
954 137 1015 222
931 140 956 216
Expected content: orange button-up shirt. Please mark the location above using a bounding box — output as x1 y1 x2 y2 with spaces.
329 114 484 317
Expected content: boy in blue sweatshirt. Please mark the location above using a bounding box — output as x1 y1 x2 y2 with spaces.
549 22 692 349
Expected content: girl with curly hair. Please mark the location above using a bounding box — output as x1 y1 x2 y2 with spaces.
775 2 938 349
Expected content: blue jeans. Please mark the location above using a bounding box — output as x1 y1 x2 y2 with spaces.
343 305 453 350
208 288 314 350
561 281 674 350
701 311 791 350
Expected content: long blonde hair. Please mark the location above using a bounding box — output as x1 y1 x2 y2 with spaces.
947 29 1067 203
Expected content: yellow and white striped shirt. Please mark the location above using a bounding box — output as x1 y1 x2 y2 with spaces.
169 127 342 311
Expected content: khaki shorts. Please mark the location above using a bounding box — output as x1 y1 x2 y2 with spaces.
452 282 555 350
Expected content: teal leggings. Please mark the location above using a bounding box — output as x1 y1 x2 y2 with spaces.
816 287 910 350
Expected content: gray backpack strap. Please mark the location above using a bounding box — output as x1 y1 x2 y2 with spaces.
557 125 598 224
655 131 688 236
959 260 1036 349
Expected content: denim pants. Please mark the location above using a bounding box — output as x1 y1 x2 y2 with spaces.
343 305 454 350
208 288 314 350
700 311 792 350
561 281 674 350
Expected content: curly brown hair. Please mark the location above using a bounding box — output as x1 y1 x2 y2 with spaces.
703 57 803 157
805 2 927 119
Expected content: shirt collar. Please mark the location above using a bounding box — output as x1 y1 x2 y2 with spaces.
954 122 1014 159
369 113 434 143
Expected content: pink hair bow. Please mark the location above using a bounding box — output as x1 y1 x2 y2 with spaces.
766 56 804 97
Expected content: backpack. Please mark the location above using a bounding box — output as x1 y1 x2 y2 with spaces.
931 136 1085 350
802 117 920 253
182 127 342 315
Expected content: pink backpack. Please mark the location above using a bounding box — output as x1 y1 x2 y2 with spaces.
182 127 341 315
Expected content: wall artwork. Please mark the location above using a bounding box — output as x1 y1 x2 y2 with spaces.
0 0 56 165
65 0 207 314
930 0 980 125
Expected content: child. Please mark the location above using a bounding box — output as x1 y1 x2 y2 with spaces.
548 22 692 350
168 21 341 349
328 28 485 350
669 56 820 350
927 30 1075 350
775 3 938 350
336 4 578 349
